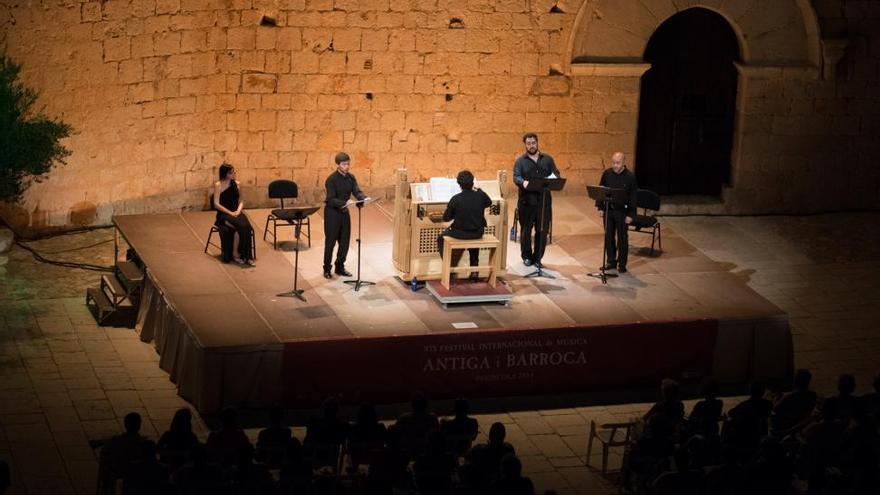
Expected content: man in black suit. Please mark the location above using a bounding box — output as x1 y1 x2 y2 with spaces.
323 152 370 279
513 132 560 268
596 151 638 273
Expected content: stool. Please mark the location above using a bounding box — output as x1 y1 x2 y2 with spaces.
441 234 500 290
205 223 256 261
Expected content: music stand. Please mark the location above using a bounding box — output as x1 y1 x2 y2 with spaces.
277 205 320 301
343 197 379 291
586 185 628 284
523 177 566 279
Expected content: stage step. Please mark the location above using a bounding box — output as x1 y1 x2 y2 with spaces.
86 287 137 328
100 274 132 307
116 260 144 295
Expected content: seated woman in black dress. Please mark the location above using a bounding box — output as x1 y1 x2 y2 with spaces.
213 163 255 265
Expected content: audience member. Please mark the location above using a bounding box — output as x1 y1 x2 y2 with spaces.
413 431 457 495
643 379 685 439
348 403 386 467
278 438 312 495
394 392 439 457
366 427 412 494
770 368 818 435
494 454 535 495
441 398 479 456
821 373 861 424
863 372 880 419
206 407 252 466
231 444 274 495
747 437 793 495
304 396 349 446
255 405 291 467
101 412 147 484
465 422 516 490
157 408 200 470
123 440 170 495
799 399 846 494
686 376 723 438
0 460 9 495
723 382 772 457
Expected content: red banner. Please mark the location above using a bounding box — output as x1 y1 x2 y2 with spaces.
282 319 718 407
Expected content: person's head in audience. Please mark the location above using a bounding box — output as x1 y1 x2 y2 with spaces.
488 422 506 446
170 408 192 434
749 381 766 400
356 403 378 426
268 405 285 427
425 430 446 456
838 374 856 397
500 453 523 479
794 369 812 392
322 396 340 419
124 412 142 434
699 376 719 400
660 379 680 403
454 398 470 419
220 407 239 430
411 392 428 414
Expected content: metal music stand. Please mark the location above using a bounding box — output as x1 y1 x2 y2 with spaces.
343 197 379 291
586 185 627 284
523 177 566 279
277 205 320 301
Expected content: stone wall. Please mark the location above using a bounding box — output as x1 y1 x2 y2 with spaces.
0 0 878 230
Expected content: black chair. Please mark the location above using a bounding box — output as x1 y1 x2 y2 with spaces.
264 180 310 249
205 220 256 262
629 188 662 255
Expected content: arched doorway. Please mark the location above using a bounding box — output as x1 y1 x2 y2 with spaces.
635 8 740 196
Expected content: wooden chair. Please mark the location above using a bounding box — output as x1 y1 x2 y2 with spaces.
440 234 500 290
586 419 637 474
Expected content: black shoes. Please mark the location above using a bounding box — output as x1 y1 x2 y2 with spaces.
603 263 617 271
469 272 480 282
323 270 332 279
618 266 628 274
523 258 533 266
335 268 353 277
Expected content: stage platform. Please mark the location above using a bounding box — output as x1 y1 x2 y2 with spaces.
119 197 791 413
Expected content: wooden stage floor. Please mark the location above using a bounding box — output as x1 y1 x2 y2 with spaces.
117 197 791 412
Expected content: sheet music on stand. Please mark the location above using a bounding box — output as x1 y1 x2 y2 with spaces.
428 177 461 202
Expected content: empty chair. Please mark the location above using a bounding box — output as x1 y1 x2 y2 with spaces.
263 179 311 249
629 188 662 255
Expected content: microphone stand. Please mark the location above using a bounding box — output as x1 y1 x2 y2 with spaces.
343 200 376 292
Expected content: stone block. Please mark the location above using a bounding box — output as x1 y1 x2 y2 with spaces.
103 37 130 62
154 31 181 55
118 59 143 84
248 110 277 131
261 94 291 110
242 74 277 93
479 53 512 75
292 51 320 74
605 112 637 133
368 131 392 151
81 2 102 22
236 131 264 151
316 94 348 110
278 74 306 93
227 27 256 50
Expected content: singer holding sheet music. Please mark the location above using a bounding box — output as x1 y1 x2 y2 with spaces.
595 152 638 273
513 132 561 268
323 152 370 280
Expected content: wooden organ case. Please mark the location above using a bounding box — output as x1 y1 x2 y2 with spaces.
392 169 509 281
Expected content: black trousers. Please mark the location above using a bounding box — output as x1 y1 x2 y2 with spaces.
437 228 483 267
217 213 254 262
518 202 551 263
604 209 629 268
323 208 351 271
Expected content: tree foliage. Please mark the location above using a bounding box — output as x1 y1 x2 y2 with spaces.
0 53 72 203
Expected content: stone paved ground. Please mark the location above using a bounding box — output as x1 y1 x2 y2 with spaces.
1 213 879 495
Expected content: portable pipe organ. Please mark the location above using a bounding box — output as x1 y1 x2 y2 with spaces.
392 169 510 281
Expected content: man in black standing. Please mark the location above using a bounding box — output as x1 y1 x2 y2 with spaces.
323 152 369 279
513 132 560 268
437 170 493 280
596 151 638 273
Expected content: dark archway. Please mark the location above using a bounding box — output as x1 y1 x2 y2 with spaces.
635 8 740 196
